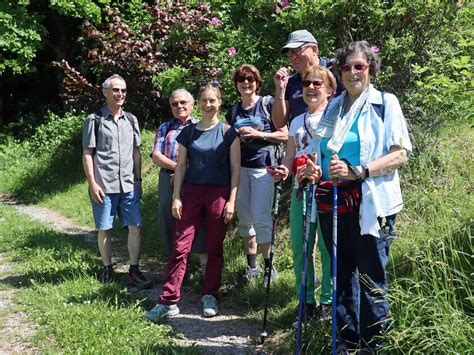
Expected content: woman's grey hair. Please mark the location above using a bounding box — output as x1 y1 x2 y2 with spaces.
102 74 126 89
170 88 194 105
334 41 381 79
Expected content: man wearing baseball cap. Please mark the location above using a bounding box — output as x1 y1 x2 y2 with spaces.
272 29 337 128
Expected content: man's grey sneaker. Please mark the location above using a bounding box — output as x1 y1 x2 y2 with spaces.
129 270 153 289
201 294 218 317
263 264 278 288
315 303 332 321
145 304 179 321
101 267 116 285
240 264 262 285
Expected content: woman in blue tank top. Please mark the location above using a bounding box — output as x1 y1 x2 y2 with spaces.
305 41 412 352
145 83 240 321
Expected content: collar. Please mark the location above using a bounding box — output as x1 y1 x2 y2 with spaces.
101 106 124 119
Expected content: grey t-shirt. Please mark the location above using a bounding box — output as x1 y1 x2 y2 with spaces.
177 121 238 186
82 106 141 194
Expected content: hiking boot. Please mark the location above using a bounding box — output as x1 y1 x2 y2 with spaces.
145 304 179 321
292 303 315 328
100 267 116 285
314 303 332 321
239 264 262 285
263 264 278 288
129 269 153 289
201 294 218 317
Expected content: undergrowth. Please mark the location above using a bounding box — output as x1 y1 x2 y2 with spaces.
0 112 472 353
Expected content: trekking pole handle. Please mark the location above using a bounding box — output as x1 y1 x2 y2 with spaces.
308 153 318 185
331 154 339 187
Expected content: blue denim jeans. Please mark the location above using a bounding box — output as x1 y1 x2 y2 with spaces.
319 209 396 350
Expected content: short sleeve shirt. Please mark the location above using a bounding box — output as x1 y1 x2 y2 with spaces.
177 122 239 186
151 117 197 162
225 96 276 168
82 106 141 194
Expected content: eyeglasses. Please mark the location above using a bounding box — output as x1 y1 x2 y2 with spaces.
302 79 324 88
199 80 220 88
171 100 189 107
339 64 369 73
287 45 312 58
236 75 256 83
111 88 127 94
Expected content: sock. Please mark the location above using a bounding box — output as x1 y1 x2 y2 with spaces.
264 258 271 269
129 264 139 273
247 254 257 269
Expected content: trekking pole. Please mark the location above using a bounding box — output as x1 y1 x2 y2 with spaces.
331 154 339 355
296 153 317 355
260 181 282 343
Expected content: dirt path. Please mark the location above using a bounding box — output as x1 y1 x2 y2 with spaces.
0 196 264 354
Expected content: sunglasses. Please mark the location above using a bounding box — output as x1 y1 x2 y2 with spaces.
171 100 189 107
199 80 220 88
287 45 312 57
236 75 256 83
339 64 369 72
111 88 127 93
302 79 325 88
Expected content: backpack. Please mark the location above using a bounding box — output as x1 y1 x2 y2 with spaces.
230 95 285 166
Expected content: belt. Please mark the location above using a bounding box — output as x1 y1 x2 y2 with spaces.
160 168 174 174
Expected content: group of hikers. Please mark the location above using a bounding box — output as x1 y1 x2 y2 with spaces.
82 29 412 353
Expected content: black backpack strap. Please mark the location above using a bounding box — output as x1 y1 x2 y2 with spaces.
371 91 386 122
186 122 196 147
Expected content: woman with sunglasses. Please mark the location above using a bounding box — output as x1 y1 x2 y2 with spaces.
305 41 412 352
225 64 288 286
273 65 336 324
145 82 240 320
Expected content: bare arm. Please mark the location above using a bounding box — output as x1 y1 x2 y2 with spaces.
151 151 177 171
224 138 241 224
238 124 288 144
272 67 291 129
171 144 188 220
82 148 104 204
329 146 408 180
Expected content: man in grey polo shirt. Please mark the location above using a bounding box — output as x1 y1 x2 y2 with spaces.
82 74 152 289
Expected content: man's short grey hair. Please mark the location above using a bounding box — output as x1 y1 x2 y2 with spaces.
169 89 194 105
102 74 126 89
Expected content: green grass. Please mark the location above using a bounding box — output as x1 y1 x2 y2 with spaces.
0 205 191 353
0 112 472 353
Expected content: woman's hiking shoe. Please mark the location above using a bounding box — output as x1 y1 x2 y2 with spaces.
129 269 153 289
100 267 116 285
202 294 219 317
263 264 278 288
145 304 179 321
239 264 262 285
315 303 332 321
292 303 315 328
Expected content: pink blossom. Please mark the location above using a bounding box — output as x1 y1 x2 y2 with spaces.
370 46 380 53
210 17 221 25
281 0 289 7
456 2 465 7
274 6 281 14
227 47 237 56
403 13 412 20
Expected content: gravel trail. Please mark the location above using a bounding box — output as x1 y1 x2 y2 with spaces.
0 195 265 354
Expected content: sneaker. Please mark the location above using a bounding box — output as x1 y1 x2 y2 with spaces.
336 343 349 355
263 264 278 288
145 304 179 321
314 303 332 321
292 303 315 328
202 294 218 317
240 264 262 285
129 269 153 289
100 267 116 285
